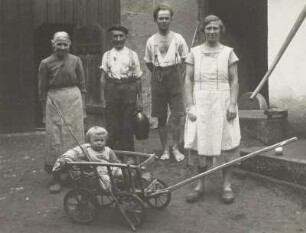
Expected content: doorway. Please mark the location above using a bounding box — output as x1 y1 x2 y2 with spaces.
207 0 268 101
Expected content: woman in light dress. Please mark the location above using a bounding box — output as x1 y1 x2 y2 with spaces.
184 15 241 204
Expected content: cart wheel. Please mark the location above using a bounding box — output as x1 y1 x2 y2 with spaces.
117 192 146 228
145 179 171 209
64 188 98 224
67 165 82 181
96 193 115 207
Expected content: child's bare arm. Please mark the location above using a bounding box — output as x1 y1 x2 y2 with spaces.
109 149 121 164
52 146 85 172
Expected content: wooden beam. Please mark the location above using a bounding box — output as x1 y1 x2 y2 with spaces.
47 0 62 24
33 0 48 29
74 0 87 27
88 0 99 25
62 0 74 24
18 0 36 131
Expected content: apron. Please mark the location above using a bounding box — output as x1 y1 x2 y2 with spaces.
45 86 85 166
184 45 240 156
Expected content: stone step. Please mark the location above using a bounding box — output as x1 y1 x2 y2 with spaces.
239 139 306 187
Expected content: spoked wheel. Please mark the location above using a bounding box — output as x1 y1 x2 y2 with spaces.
117 192 146 228
144 178 171 209
67 165 82 182
95 193 115 207
64 188 99 224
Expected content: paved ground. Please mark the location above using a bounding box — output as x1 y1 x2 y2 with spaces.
0 131 306 233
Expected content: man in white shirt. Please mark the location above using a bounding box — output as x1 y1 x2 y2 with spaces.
100 25 143 155
145 3 188 162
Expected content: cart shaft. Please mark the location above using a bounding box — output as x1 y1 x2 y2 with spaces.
151 137 297 195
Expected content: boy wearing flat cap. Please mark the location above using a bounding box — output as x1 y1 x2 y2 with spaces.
100 24 143 158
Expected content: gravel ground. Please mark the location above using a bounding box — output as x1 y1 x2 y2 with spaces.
0 132 305 233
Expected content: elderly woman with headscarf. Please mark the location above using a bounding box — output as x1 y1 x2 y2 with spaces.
38 31 86 193
184 15 241 204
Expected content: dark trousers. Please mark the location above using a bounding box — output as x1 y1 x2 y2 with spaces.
106 102 136 152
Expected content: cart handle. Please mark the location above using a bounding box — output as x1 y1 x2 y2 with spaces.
139 153 157 167
149 137 298 196
66 161 144 170
114 150 152 158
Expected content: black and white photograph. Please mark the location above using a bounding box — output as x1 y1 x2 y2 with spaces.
0 0 306 232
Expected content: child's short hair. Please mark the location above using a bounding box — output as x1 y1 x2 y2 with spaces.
86 126 108 142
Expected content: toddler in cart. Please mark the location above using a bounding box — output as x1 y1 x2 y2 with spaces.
51 126 123 193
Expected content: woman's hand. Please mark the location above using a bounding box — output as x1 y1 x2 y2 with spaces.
227 103 237 120
187 106 197 121
188 112 197 121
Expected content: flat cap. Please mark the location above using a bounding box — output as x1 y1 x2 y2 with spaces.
107 24 129 34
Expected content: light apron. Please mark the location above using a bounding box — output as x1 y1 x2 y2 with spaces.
184 45 240 157
45 86 85 166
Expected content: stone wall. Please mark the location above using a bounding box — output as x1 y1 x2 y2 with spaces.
121 0 198 126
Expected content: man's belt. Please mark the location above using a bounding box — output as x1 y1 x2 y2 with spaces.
106 76 139 83
153 64 180 82
153 64 179 71
48 85 77 90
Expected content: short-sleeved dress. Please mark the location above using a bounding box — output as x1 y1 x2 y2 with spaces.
184 44 241 157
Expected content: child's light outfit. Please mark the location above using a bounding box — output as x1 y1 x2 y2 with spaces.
53 144 122 189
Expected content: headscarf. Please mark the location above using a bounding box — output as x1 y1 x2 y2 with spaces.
52 31 71 44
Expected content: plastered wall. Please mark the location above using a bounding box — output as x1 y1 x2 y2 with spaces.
268 0 306 136
121 0 198 126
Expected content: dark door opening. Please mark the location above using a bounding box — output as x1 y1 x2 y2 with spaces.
207 0 268 102
34 23 75 128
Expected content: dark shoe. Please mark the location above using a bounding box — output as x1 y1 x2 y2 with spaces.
49 182 61 194
186 190 204 203
222 190 235 204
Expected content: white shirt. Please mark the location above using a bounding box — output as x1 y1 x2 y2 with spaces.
100 46 142 80
144 32 189 67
